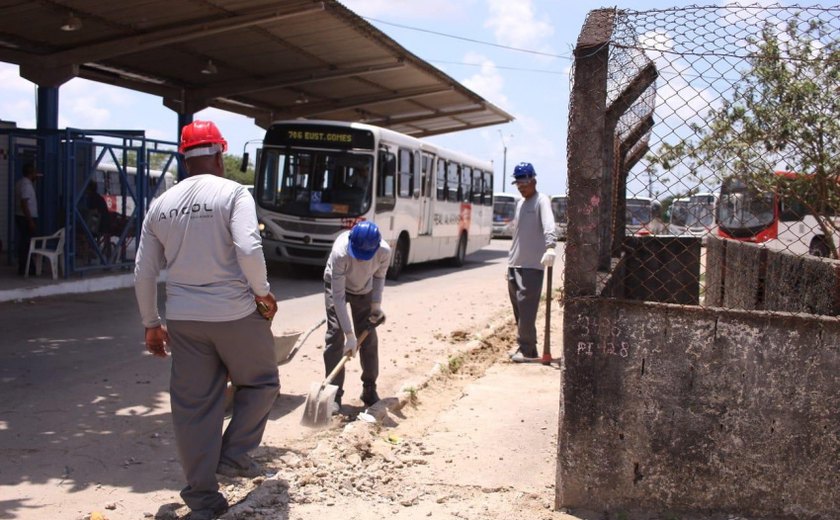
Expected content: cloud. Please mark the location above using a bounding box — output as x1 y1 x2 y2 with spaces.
0 63 36 95
459 52 510 112
484 0 554 55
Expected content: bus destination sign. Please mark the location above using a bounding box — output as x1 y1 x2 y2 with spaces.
266 124 375 151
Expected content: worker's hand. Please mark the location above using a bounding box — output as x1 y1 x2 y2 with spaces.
27 219 36 233
540 249 556 267
369 303 385 325
255 292 277 321
145 325 169 358
343 332 358 357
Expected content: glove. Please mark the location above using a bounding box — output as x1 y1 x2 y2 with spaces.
540 248 556 267
343 331 358 357
369 302 385 325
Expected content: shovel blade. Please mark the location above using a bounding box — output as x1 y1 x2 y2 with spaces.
301 381 338 428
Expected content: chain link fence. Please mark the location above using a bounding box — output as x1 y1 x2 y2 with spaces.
566 4 840 318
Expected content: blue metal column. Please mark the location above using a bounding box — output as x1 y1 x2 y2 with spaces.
36 86 61 239
176 113 192 181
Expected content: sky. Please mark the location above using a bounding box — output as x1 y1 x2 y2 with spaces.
0 0 808 199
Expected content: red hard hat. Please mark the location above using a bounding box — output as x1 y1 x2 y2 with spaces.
179 120 228 154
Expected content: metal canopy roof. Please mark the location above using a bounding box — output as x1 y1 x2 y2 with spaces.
0 0 513 137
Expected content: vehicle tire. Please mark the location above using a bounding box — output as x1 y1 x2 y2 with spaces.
450 233 467 267
386 236 408 280
808 237 831 258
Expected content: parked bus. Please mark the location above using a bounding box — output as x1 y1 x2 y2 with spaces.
668 192 718 243
93 162 176 218
492 192 518 238
717 171 840 257
551 195 568 240
254 120 494 279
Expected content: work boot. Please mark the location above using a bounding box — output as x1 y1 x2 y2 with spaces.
360 385 380 407
216 456 265 478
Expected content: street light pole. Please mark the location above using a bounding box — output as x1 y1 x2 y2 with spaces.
499 130 509 193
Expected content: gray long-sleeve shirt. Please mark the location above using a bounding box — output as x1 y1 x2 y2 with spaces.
323 231 391 335
134 174 270 328
508 191 557 270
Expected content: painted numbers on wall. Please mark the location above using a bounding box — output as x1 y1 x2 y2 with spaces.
575 316 630 358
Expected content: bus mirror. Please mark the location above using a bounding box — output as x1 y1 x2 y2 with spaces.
240 152 249 172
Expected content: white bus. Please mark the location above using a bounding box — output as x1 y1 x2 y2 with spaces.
551 195 568 240
492 192 518 239
254 120 494 279
94 162 176 219
668 192 718 243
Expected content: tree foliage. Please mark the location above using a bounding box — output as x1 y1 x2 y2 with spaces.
648 17 840 255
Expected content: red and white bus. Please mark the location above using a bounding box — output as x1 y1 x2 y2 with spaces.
717 171 840 258
254 120 494 279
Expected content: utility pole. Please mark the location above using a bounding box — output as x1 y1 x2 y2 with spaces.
499 130 509 193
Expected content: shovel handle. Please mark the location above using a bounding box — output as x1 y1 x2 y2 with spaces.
321 327 372 387
541 265 553 365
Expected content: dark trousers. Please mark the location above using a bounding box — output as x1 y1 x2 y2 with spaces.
323 284 379 403
166 312 279 512
507 267 544 357
15 215 36 275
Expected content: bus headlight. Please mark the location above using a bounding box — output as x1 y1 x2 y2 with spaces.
258 221 275 240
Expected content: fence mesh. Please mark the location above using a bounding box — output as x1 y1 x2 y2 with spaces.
566 4 840 318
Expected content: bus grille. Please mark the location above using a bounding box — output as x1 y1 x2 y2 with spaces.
274 219 345 235
286 247 329 260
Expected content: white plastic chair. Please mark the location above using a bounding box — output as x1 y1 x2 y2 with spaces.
25 228 65 280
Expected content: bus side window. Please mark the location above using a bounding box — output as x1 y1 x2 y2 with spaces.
780 198 807 221
398 147 413 198
471 169 482 204
447 162 460 202
436 159 447 201
483 171 493 205
461 166 472 203
377 150 396 212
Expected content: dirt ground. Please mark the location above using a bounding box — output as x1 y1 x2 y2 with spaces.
136 311 571 520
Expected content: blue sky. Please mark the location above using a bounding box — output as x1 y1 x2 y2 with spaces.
0 1 803 198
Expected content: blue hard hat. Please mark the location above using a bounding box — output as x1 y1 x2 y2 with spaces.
511 162 536 183
348 221 381 261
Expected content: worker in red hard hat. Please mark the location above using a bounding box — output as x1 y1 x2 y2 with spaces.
135 120 278 519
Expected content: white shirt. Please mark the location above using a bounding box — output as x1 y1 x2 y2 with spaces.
508 192 557 270
15 177 38 218
323 231 391 334
134 174 270 328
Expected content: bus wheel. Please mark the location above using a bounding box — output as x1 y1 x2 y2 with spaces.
450 233 467 267
387 236 408 280
809 237 830 257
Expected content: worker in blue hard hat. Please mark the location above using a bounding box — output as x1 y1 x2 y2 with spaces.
507 162 557 362
322 220 392 414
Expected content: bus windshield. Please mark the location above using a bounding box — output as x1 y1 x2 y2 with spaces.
626 198 651 226
717 178 775 237
257 148 374 218
493 198 516 222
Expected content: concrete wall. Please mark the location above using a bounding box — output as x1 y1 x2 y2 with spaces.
705 237 840 315
558 298 840 519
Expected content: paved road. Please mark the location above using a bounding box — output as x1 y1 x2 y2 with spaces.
0 240 568 519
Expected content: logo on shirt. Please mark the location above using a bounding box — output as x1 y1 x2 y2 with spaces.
157 202 214 221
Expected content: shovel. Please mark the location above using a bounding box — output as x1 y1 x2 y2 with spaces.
301 315 384 428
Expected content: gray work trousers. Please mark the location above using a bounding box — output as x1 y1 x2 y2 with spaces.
166 312 279 511
507 267 544 358
323 283 379 403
